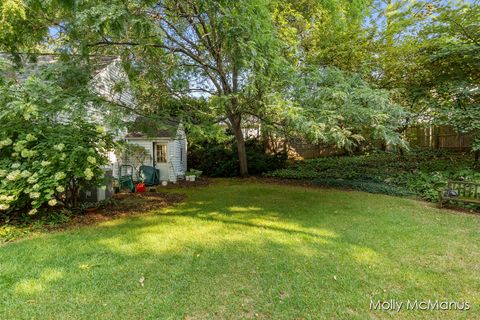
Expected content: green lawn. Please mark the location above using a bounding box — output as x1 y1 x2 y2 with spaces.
1 179 479 319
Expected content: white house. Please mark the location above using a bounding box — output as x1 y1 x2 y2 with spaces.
2 53 188 183
90 57 188 183
120 121 187 183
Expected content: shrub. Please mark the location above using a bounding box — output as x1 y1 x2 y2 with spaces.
312 179 413 197
188 139 287 177
0 119 115 217
266 149 479 202
0 58 116 219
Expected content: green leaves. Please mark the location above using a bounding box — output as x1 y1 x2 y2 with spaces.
283 67 407 149
0 59 116 216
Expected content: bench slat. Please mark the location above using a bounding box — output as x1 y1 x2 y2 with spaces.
439 180 480 207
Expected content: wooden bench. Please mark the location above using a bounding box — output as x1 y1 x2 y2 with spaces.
439 180 480 208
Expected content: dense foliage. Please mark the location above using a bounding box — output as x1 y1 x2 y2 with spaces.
1 0 479 194
1 0 430 176
280 67 407 149
0 58 115 217
267 150 479 202
188 139 286 177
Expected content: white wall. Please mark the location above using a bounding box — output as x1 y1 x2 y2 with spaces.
167 124 187 181
113 123 187 182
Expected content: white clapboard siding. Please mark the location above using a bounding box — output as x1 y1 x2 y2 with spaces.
170 124 187 178
168 140 177 182
125 140 154 166
92 59 136 108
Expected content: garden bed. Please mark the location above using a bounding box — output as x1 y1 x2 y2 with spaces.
1 191 186 244
266 149 480 205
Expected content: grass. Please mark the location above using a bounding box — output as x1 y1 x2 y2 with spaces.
1 179 479 319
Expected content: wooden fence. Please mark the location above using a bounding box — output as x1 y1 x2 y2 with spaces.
263 126 473 160
406 126 473 150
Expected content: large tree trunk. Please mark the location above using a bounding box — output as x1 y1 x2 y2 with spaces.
230 114 248 177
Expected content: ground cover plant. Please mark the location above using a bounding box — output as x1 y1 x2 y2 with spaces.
266 149 480 202
0 180 479 319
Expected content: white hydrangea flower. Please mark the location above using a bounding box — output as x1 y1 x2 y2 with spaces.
21 149 36 158
6 170 21 181
48 199 57 206
28 208 37 215
41 161 51 167
13 141 27 152
20 170 31 178
32 184 40 190
29 192 41 199
0 170 7 177
27 175 38 184
11 163 21 169
0 195 15 203
0 138 12 148
87 156 96 164
56 186 65 193
54 172 66 180
84 168 94 181
0 204 10 210
54 143 65 151
26 134 37 142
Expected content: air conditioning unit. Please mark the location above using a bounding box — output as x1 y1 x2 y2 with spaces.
79 169 114 202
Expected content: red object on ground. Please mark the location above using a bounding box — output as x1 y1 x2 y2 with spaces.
135 183 146 193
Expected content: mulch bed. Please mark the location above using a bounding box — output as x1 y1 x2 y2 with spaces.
47 179 211 230
66 192 186 227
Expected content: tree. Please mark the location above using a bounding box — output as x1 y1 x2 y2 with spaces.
262 66 407 150
272 0 375 72
418 2 480 157
69 0 283 177
1 0 417 176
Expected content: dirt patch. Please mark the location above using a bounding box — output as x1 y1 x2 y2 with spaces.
64 192 186 228
107 192 186 213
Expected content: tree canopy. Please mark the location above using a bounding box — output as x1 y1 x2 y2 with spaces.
1 0 478 177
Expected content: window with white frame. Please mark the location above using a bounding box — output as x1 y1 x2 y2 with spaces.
156 144 167 163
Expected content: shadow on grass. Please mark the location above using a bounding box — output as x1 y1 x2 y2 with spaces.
1 182 479 319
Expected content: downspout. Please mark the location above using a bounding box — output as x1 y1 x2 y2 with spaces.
152 141 156 168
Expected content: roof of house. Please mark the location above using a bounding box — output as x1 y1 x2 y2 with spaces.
125 117 181 139
1 53 185 140
0 53 118 75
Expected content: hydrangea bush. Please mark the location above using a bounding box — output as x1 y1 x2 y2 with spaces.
0 123 114 215
0 57 116 217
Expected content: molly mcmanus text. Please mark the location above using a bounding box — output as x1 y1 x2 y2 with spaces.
370 299 471 312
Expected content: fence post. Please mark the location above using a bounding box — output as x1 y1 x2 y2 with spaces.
434 126 440 149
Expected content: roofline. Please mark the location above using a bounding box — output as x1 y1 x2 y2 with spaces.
0 51 119 59
125 136 172 140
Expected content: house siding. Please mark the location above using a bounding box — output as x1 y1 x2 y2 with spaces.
122 125 186 183
166 124 187 182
